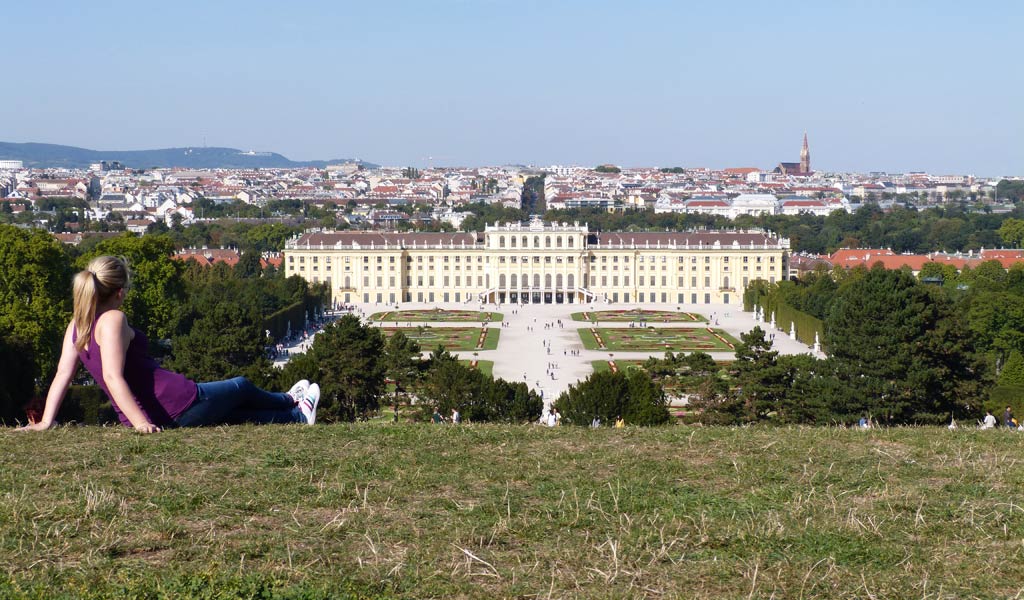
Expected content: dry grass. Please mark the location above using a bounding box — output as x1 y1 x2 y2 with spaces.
2 424 1023 598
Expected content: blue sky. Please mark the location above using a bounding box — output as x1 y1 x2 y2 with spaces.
3 0 1021 174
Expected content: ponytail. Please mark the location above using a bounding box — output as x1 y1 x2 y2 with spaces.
72 256 131 352
72 270 99 352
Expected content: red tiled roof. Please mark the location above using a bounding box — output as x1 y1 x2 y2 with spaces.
829 248 1024 271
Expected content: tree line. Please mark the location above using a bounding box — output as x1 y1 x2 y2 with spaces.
541 202 1024 255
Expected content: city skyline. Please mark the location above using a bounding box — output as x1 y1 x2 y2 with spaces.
2 0 1021 175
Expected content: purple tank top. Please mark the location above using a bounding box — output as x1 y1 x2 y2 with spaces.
75 316 197 427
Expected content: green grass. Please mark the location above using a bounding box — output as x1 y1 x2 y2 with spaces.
3 425 1024 598
571 309 707 322
459 359 494 377
370 309 503 322
579 327 738 352
478 329 500 351
380 326 499 351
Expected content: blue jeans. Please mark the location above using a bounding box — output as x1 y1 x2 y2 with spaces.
175 376 304 426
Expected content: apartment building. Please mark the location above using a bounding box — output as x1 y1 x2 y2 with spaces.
283 219 789 306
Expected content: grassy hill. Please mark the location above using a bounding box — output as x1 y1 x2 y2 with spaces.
2 424 1022 598
0 141 376 170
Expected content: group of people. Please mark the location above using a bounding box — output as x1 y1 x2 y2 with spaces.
431 409 461 424
980 406 1020 430
541 408 561 427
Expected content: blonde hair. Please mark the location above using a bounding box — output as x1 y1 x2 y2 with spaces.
72 256 131 352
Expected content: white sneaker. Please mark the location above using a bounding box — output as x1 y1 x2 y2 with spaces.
300 383 320 425
287 380 310 405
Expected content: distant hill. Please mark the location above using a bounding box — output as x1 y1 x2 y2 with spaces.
0 142 377 170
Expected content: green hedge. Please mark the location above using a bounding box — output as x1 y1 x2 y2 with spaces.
744 283 826 351
264 301 306 340
264 292 325 342
985 385 1024 422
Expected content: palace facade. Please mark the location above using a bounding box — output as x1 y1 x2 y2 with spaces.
283 220 790 306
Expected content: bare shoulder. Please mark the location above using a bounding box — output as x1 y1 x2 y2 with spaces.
95 310 133 340
96 309 129 328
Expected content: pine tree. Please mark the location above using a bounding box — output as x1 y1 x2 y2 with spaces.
826 265 987 423
732 326 789 421
998 350 1024 387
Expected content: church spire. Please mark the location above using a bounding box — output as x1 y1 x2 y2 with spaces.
800 131 811 175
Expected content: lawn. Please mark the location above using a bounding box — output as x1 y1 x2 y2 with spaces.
370 308 503 322
571 309 706 322
2 425 1023 598
379 326 499 351
459 359 494 377
579 327 738 352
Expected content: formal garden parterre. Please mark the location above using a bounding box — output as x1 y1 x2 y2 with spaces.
370 308 503 322
571 309 706 322
579 327 738 352
379 326 500 351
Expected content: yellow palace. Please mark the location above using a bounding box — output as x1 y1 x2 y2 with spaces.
283 219 789 306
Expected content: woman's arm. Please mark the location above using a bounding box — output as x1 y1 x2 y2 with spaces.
17 321 79 430
96 311 161 433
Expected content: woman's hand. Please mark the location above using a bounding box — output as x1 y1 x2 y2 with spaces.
16 421 56 432
133 423 161 434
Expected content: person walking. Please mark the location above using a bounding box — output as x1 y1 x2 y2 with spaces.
17 256 319 433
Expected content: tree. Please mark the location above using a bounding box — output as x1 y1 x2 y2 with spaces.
623 368 671 426
774 354 836 424
78 233 185 342
964 292 1024 361
996 180 1024 203
0 329 37 424
825 265 987 423
0 224 73 384
234 250 264 279
413 346 542 423
555 370 669 426
383 330 421 404
998 350 1024 387
165 280 273 385
556 370 628 426
417 348 488 420
301 314 386 421
731 327 789 421
997 218 1024 247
